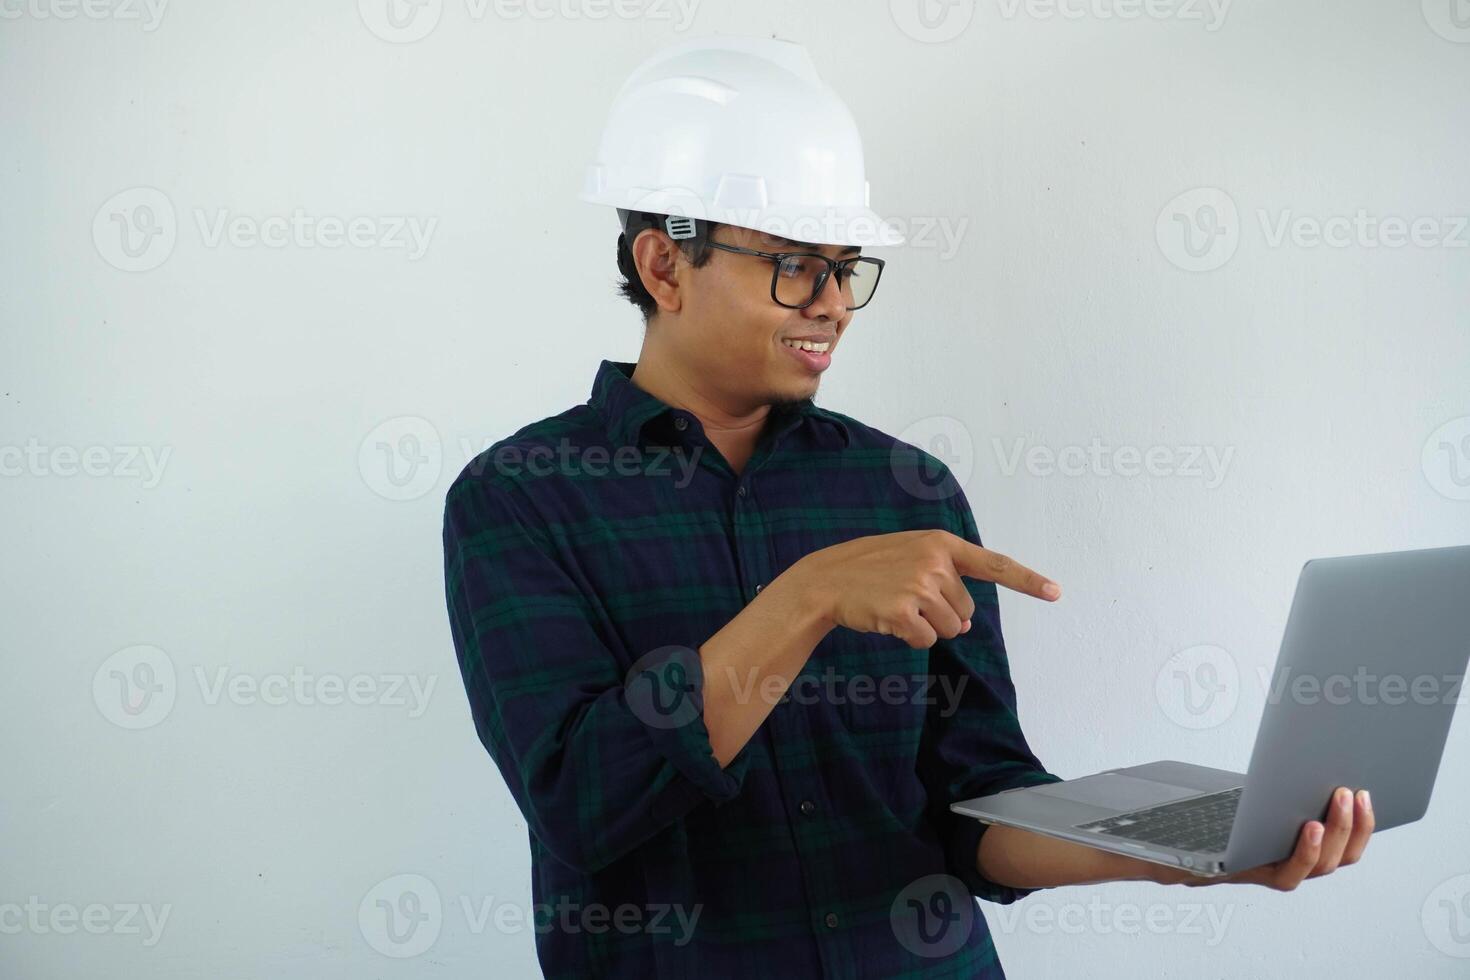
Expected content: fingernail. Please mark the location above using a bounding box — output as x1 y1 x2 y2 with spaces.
961 620 971 633
1338 788 1350 808
1042 582 1060 599
1361 790 1372 812
1310 824 1323 844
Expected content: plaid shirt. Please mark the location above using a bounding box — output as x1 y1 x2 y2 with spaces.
442 358 1063 979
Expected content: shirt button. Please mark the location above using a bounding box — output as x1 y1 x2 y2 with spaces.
737 485 747 497
824 912 839 929
754 583 764 593
673 417 688 431
800 800 816 816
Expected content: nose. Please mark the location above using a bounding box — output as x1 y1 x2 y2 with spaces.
803 265 848 320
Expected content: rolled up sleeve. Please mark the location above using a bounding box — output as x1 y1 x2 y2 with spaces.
443 473 749 874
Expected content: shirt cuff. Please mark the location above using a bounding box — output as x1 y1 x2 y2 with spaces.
949 771 1065 905
631 644 752 821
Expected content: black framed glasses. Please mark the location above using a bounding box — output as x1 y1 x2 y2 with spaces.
702 240 886 311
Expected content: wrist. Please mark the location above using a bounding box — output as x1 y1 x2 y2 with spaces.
1084 847 1176 885
1121 856 1184 885
773 555 837 637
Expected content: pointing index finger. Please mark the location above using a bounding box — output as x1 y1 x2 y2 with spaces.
947 536 1061 601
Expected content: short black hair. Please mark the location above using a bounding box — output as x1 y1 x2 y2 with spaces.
615 220 719 323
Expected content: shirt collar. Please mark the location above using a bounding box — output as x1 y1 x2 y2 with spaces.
588 359 851 451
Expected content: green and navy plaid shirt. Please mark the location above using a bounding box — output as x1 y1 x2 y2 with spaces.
443 358 1063 979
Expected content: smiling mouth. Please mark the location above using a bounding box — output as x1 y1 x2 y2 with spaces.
779 337 834 373
780 338 832 353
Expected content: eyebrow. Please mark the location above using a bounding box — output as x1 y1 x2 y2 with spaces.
768 234 862 257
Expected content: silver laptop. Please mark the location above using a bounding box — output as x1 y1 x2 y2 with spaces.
951 544 1470 877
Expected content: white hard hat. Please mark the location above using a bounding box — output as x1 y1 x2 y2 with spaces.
580 36 904 248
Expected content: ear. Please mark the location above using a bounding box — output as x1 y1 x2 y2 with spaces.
631 229 684 315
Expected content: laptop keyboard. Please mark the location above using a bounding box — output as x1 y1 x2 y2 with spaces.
1075 786 1243 853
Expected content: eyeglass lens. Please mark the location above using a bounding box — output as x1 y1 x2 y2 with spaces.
773 255 882 309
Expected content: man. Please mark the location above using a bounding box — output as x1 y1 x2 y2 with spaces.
442 37 1371 978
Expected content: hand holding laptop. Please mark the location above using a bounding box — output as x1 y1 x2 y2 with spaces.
1147 785 1374 890
952 545 1470 885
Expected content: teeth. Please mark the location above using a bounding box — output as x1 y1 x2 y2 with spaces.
782 339 831 353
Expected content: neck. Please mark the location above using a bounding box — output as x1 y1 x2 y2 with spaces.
629 342 786 475
628 345 774 439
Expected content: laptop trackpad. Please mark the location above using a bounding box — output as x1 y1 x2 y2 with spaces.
1029 774 1201 810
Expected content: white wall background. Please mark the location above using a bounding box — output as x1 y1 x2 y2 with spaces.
4 1 1468 977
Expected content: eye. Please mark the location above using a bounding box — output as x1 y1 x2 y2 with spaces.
778 256 817 278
